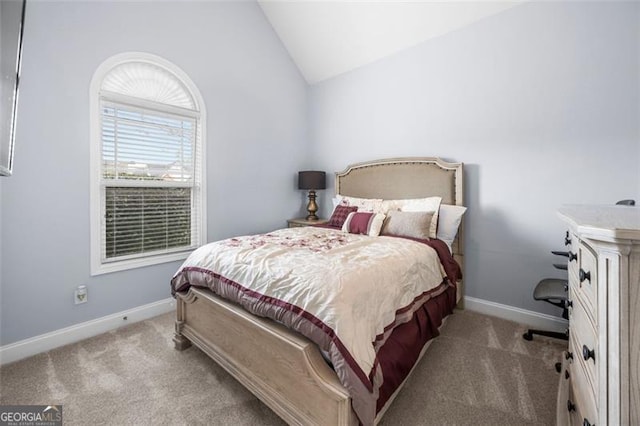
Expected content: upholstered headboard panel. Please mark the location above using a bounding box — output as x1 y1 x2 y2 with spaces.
335 157 463 206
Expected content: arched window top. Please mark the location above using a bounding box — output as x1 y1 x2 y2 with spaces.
96 53 199 111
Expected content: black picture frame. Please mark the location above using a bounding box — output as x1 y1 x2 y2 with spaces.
1 0 26 177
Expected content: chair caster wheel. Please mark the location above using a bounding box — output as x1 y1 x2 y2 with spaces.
522 331 533 341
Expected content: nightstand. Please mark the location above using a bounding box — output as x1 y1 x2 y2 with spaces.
287 218 329 228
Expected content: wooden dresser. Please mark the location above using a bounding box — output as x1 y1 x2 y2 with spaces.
556 205 640 426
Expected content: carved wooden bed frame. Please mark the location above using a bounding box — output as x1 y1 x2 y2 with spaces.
173 157 464 425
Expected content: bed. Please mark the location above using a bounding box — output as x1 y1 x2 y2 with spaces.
171 157 464 425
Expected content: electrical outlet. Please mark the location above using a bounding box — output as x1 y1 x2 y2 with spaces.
74 285 88 304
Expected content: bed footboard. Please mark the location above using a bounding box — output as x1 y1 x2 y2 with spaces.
173 287 357 426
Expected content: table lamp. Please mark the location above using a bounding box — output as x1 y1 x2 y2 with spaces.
298 171 326 221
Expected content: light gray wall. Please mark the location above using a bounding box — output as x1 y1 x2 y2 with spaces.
309 1 640 315
0 1 308 345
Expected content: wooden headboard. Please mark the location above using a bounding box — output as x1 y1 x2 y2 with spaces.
335 157 465 288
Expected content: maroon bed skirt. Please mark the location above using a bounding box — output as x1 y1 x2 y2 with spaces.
376 283 457 413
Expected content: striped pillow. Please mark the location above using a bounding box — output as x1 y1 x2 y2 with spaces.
342 212 386 237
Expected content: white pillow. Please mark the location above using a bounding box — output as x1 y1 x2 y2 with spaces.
436 204 467 252
341 212 386 237
336 194 384 214
332 196 341 210
381 196 442 238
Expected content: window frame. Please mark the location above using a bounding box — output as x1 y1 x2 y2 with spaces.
90 52 206 276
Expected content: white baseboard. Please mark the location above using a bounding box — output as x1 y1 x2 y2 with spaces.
464 295 568 332
0 298 175 366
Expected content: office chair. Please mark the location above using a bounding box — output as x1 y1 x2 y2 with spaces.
522 276 569 342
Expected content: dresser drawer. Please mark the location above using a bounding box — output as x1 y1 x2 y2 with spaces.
566 345 598 426
574 241 598 324
567 384 584 426
566 359 597 420
567 379 598 426
568 298 598 408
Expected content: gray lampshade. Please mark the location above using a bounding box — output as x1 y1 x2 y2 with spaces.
298 171 326 190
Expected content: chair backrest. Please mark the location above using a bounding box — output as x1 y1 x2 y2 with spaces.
616 199 636 206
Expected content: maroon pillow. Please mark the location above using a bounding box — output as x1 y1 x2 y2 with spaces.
328 205 358 227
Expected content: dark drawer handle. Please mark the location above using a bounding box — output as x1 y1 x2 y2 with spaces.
579 268 591 283
567 399 576 412
565 351 574 361
568 252 578 262
583 419 594 426
565 231 571 246
582 344 596 362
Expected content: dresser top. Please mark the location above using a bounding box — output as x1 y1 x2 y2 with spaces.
558 205 640 241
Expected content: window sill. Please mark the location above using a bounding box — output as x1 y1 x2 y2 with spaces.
91 250 192 276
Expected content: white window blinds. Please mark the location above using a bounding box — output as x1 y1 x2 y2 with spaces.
100 100 200 262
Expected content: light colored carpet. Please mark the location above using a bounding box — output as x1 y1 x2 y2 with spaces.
0 310 565 425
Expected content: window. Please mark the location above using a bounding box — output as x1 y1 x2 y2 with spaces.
90 53 206 275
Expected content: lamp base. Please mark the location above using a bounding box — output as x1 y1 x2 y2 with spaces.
306 190 319 221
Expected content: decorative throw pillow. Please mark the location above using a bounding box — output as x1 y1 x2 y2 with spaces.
341 212 386 237
436 204 467 252
381 196 442 238
337 195 384 214
380 210 434 240
328 205 358 228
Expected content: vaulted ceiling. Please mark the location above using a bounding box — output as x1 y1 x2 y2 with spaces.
258 1 523 84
